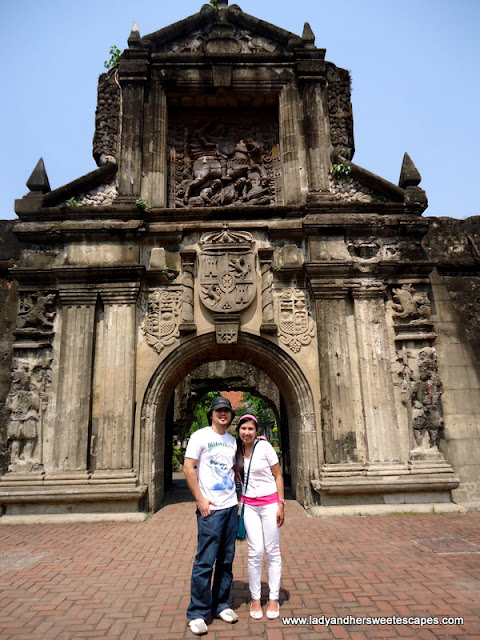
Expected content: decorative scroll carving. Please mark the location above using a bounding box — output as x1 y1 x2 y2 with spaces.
15 292 56 337
259 248 276 333
168 110 280 207
142 289 182 353
396 346 444 460
6 352 52 472
276 288 315 353
199 229 256 314
180 250 197 333
327 63 354 161
93 68 121 166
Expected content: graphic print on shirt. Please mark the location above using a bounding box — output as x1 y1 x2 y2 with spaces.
208 441 235 491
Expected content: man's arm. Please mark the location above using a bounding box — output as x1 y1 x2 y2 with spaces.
183 457 216 517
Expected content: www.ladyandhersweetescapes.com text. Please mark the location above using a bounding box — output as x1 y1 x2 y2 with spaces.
282 615 464 627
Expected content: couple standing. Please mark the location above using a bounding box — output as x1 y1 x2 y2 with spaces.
183 396 285 635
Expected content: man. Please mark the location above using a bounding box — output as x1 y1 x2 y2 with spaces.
183 396 239 636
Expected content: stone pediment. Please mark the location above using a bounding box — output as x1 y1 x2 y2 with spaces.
140 3 305 56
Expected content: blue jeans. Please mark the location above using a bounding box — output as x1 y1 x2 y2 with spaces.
187 505 238 621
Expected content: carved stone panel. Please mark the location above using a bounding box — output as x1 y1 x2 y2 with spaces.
14 291 56 340
6 351 52 473
142 289 182 353
275 288 315 353
168 109 281 207
199 229 256 314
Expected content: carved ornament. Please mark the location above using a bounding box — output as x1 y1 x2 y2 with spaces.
199 229 256 314
142 289 182 353
168 110 279 207
276 288 315 353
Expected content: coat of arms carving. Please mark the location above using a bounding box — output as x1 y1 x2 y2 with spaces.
143 289 182 353
276 288 315 353
199 229 256 314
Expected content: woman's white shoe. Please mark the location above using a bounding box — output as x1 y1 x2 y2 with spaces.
266 602 280 619
249 602 263 619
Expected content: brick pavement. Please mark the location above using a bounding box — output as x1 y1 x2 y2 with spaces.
0 482 479 640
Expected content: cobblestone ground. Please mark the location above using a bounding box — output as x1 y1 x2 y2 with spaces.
0 483 479 640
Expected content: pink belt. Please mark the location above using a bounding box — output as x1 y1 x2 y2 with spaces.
241 492 278 506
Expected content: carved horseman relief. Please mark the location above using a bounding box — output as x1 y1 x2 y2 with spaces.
168 110 281 207
199 229 256 314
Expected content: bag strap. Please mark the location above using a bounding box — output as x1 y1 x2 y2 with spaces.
243 440 258 495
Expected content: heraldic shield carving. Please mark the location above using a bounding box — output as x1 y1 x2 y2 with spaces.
199 229 256 314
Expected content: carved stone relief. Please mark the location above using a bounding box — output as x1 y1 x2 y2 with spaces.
276 288 315 353
93 68 121 166
326 63 354 160
391 284 432 324
168 109 280 207
15 292 56 337
396 346 444 460
163 24 280 55
6 352 52 473
199 229 256 314
142 289 182 353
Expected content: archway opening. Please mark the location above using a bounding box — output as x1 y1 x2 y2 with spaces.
137 333 318 513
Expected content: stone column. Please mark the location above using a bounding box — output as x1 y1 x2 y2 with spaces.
141 71 167 207
353 282 402 466
53 288 97 471
278 84 308 204
92 285 139 470
312 283 361 464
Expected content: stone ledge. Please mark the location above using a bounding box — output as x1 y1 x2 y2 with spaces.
306 503 466 518
0 512 148 525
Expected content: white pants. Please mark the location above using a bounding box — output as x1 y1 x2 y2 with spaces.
243 502 282 600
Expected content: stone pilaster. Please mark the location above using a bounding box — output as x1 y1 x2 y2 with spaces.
179 250 196 334
301 82 331 195
259 248 277 333
278 84 308 205
311 283 360 464
141 71 167 207
92 285 139 471
53 288 97 471
117 50 149 199
352 282 403 467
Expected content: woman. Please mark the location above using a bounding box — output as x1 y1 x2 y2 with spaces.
236 414 285 620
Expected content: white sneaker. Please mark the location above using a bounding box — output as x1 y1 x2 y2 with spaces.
217 608 238 623
188 618 208 635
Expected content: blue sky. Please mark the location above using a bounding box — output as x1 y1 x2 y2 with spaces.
1 0 478 220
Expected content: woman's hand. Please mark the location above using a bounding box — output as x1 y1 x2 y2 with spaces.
276 502 285 527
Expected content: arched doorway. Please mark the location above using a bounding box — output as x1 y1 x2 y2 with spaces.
136 332 319 512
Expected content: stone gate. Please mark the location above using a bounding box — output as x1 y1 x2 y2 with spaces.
1 1 480 517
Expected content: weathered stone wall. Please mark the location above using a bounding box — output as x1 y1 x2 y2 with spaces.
0 221 21 475
423 216 480 506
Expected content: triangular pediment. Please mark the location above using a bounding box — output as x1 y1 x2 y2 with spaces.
141 3 305 55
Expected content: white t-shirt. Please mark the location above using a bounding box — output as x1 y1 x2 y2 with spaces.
185 427 237 510
242 439 279 499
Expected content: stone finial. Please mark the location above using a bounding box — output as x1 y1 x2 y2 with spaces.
128 20 141 47
26 158 51 194
302 22 315 46
399 152 422 189
216 0 228 6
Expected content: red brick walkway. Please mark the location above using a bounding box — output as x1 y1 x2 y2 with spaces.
0 485 479 640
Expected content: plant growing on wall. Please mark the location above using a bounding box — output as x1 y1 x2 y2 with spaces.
209 0 219 9
331 162 351 179
104 45 121 70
